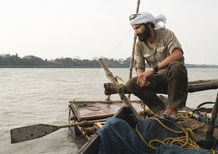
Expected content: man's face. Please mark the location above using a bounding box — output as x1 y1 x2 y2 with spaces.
132 24 151 42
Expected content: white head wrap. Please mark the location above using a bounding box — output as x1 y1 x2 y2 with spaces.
129 12 166 28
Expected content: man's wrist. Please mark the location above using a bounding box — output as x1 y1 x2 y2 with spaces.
147 68 155 75
153 65 159 73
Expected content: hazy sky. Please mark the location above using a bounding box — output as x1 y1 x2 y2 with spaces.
0 0 218 64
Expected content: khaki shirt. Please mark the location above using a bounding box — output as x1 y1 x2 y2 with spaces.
134 28 184 73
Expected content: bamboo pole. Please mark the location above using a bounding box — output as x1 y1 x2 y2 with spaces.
128 0 141 99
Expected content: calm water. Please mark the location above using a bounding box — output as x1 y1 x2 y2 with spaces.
0 68 218 154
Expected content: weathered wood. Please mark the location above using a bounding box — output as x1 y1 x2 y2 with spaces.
128 0 141 99
104 83 130 95
98 58 140 119
188 80 218 92
69 100 141 104
10 118 106 144
181 119 207 143
94 122 103 129
188 79 218 84
206 93 218 144
181 118 218 143
82 127 96 134
104 79 218 95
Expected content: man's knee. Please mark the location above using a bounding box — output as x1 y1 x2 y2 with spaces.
125 77 138 93
169 61 185 70
166 61 188 83
168 61 187 75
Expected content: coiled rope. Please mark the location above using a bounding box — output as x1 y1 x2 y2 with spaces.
136 110 217 153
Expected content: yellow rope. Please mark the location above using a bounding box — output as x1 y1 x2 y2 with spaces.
152 118 183 134
135 124 156 150
136 110 217 153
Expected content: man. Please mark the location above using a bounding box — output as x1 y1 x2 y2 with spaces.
126 12 188 118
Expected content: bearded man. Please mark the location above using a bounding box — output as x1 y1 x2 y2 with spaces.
126 12 188 119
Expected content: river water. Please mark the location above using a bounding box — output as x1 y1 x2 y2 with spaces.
0 68 217 154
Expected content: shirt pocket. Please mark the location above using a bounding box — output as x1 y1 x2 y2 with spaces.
143 53 154 66
155 46 168 62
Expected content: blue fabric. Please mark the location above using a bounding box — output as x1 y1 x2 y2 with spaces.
96 117 212 154
214 113 218 128
156 144 210 154
96 117 149 154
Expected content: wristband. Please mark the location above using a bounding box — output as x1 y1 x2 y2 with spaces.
153 65 159 73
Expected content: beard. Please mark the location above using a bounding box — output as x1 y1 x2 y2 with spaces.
136 27 151 42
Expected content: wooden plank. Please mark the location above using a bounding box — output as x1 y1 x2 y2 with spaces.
69 101 145 121
69 100 141 104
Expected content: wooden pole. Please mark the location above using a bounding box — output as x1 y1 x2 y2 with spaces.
59 119 107 128
128 0 141 99
98 58 140 119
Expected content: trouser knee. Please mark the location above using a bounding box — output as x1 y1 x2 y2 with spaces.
167 61 187 80
167 61 188 108
125 77 138 93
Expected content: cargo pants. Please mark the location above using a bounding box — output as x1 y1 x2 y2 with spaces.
125 61 188 112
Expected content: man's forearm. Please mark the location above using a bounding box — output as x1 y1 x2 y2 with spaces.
135 49 183 77
157 49 183 70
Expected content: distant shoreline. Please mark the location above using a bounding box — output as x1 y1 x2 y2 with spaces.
1 54 218 68
0 65 218 68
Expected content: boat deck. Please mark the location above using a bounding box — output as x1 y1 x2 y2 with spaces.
69 100 146 121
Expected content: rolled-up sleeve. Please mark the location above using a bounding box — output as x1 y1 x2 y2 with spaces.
134 42 145 70
164 30 183 55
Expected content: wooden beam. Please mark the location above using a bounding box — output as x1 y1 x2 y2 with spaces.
188 79 218 84
188 80 218 92
104 79 218 95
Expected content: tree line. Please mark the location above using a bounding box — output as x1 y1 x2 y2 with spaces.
0 54 217 68
0 54 131 68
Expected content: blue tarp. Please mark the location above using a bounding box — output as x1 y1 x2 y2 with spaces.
97 117 214 154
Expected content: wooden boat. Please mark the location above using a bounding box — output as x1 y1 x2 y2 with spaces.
66 60 218 153
68 95 218 154
78 105 139 154
68 99 145 140
68 59 218 154
69 101 140 154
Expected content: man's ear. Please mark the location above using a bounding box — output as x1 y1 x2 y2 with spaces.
151 23 155 28
145 22 154 29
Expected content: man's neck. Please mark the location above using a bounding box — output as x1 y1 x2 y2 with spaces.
146 29 156 44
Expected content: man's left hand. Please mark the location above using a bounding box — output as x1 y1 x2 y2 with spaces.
137 68 154 87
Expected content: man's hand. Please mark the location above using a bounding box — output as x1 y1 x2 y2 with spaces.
137 68 154 87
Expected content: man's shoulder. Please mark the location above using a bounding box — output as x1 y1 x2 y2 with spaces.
156 28 173 36
156 28 176 42
136 40 143 48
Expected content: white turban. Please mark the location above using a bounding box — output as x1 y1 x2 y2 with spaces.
129 12 166 28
